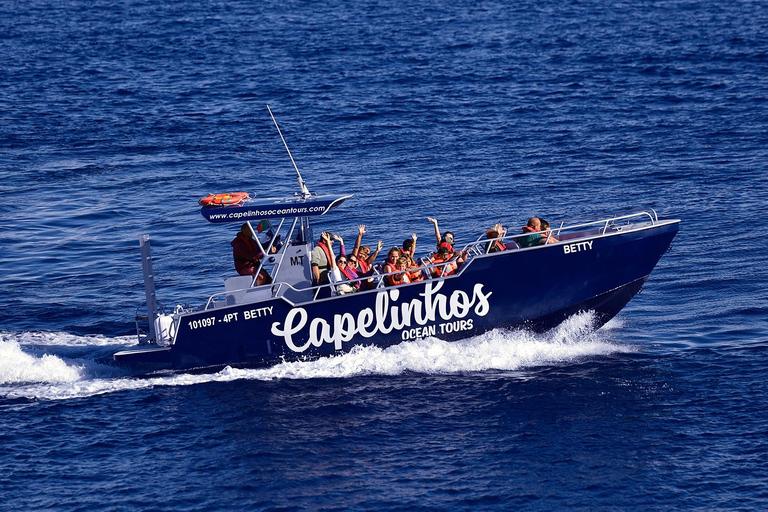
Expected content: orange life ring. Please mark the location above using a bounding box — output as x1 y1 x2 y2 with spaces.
198 192 250 206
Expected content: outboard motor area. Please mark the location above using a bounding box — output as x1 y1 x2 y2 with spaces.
138 235 161 345
136 235 182 346
154 313 177 346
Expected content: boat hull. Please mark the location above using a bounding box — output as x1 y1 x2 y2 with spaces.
115 220 678 372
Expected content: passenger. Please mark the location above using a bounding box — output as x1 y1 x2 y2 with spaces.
540 219 559 244
383 253 411 286
406 260 426 283
391 256 412 286
427 217 467 264
446 231 468 264
231 223 271 285
332 255 357 295
486 222 507 253
351 224 366 257
427 217 454 251
356 241 383 277
354 244 381 291
401 234 417 262
382 247 402 286
352 224 383 276
399 233 426 282
517 217 545 248
342 254 362 290
428 242 459 277
311 231 336 297
333 233 348 256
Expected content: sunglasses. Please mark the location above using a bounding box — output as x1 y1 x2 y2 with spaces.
348 258 357 264
338 259 347 264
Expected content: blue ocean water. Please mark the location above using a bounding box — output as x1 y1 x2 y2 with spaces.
2 0 768 509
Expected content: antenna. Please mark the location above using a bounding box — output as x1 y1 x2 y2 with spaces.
267 104 311 199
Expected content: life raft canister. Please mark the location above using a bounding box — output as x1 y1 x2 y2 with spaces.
198 192 250 206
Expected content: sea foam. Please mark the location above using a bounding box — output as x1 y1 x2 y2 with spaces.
0 337 83 385
1 312 630 402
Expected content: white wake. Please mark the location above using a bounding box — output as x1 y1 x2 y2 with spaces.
0 313 631 402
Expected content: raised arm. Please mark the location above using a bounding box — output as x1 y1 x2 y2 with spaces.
409 233 417 261
427 217 441 246
352 224 365 257
367 240 383 265
324 232 337 269
333 234 345 256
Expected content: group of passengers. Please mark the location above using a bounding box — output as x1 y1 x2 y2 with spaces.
231 215 559 296
311 218 480 296
309 226 383 296
517 217 558 248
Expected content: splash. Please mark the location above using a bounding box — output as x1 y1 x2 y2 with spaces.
0 312 632 402
0 331 132 389
0 337 83 385
10 331 134 347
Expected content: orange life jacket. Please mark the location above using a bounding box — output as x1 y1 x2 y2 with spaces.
232 232 263 275
383 262 410 286
408 265 426 282
488 239 506 253
429 254 458 277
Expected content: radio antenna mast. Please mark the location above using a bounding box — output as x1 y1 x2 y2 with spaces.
267 104 311 199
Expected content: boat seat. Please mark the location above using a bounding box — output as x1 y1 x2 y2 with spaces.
225 275 252 290
418 257 433 279
328 269 355 296
224 276 252 305
371 263 387 288
327 270 340 296
505 241 519 250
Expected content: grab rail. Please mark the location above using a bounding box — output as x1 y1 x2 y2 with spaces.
203 209 662 310
467 209 658 255
203 255 470 309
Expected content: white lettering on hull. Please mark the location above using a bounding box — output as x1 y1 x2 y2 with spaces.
563 240 594 254
271 281 493 353
243 306 274 320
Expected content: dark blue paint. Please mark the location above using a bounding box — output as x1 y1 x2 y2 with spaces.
124 220 678 371
200 193 352 223
2 0 768 510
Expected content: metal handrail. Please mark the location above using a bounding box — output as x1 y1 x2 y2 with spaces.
469 210 657 249
203 255 468 309
203 209 662 310
456 210 660 256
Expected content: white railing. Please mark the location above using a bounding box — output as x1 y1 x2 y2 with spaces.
203 209 662 310
471 209 659 250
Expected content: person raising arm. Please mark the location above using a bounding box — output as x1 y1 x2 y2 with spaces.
427 217 442 247
352 224 366 258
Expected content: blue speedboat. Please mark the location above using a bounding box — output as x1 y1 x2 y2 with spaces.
115 194 679 372
114 112 680 372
